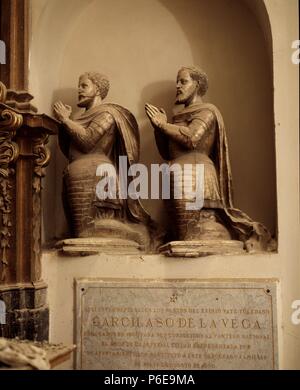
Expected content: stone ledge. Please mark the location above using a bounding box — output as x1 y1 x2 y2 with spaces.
56 237 143 256
159 240 245 257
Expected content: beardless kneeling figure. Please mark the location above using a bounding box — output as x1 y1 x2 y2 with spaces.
145 66 276 255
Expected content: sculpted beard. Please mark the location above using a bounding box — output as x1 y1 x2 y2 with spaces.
175 85 197 105
77 93 95 108
175 89 187 105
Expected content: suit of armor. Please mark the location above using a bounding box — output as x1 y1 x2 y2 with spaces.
154 102 274 250
59 103 149 238
155 103 230 240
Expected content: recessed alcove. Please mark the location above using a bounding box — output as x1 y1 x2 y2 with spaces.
29 0 276 243
27 0 300 369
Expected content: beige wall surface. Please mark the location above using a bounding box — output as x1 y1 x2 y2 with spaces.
29 0 276 241
29 0 300 369
263 0 299 370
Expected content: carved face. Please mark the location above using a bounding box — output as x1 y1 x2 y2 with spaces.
77 75 99 108
175 69 199 105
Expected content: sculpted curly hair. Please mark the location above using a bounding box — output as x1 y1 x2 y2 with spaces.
179 66 209 97
81 72 110 100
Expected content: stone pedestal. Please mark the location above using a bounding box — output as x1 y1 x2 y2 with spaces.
56 237 141 256
0 81 58 341
159 240 245 257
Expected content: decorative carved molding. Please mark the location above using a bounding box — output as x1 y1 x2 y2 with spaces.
0 109 23 139
0 94 22 281
33 134 51 188
32 134 51 280
0 81 7 103
0 0 52 340
0 0 29 90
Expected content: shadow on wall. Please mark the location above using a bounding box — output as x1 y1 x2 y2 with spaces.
137 80 176 227
52 87 78 114
43 87 79 242
138 79 176 122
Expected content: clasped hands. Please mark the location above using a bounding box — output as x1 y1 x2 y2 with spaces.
53 101 166 128
145 103 167 128
53 101 72 123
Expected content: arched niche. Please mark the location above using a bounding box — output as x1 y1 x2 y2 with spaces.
29 0 277 245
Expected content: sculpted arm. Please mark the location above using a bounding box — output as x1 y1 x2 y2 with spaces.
53 101 115 153
60 112 114 153
146 103 215 150
159 117 209 149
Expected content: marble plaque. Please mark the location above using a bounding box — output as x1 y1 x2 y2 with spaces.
75 279 278 370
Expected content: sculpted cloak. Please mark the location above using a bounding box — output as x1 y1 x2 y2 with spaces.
170 103 275 252
59 103 151 237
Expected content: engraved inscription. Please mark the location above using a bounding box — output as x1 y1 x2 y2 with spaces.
76 280 278 370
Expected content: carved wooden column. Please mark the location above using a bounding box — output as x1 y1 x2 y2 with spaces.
0 0 29 90
0 81 58 341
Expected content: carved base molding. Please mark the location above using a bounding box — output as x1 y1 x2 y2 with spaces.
56 237 142 256
0 282 49 341
159 240 245 257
